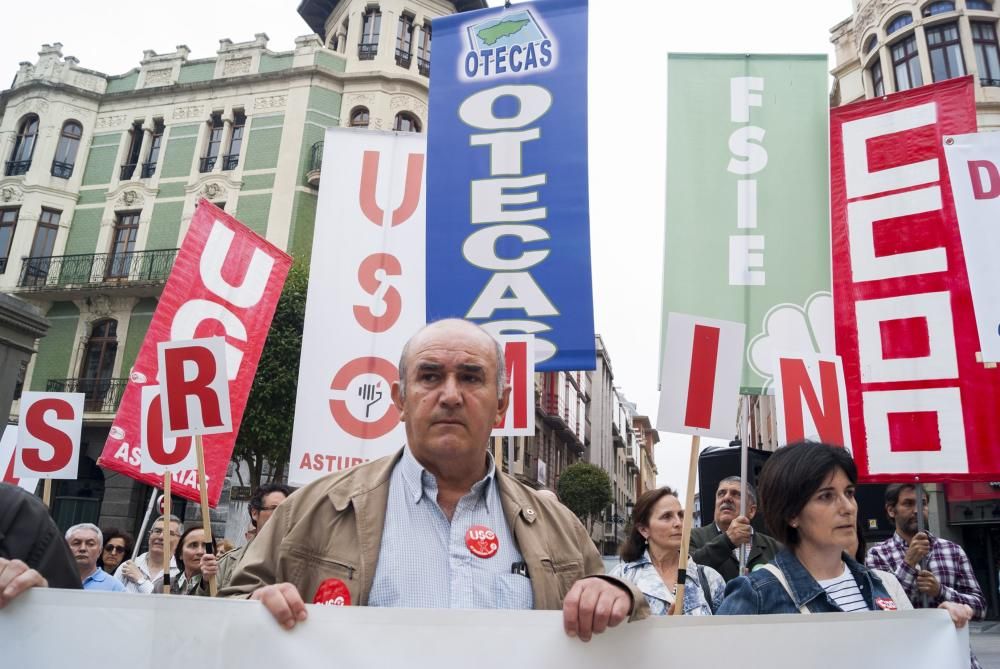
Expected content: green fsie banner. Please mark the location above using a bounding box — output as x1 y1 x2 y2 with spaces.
664 54 832 394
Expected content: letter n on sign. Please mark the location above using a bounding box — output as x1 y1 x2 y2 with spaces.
774 353 852 450
158 337 232 439
656 313 745 439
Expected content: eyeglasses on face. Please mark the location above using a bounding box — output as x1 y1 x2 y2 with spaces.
259 505 280 512
150 528 181 537
103 544 126 554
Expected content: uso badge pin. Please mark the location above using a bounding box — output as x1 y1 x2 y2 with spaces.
313 578 351 606
875 597 897 611
465 525 499 558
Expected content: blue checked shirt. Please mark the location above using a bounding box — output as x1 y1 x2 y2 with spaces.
368 446 533 609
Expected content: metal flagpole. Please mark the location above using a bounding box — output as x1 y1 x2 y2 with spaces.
915 478 929 608
738 395 750 576
133 486 159 560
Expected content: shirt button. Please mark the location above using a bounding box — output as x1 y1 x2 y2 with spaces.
525 508 535 517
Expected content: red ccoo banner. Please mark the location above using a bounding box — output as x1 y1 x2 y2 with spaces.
831 76 1000 483
97 200 291 505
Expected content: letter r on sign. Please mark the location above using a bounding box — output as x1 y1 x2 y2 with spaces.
158 337 233 439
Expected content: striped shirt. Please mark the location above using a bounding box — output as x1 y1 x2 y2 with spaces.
368 446 532 609
112 552 179 594
817 564 867 612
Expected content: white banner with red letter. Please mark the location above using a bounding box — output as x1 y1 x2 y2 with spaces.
98 201 291 505
943 131 1000 363
773 353 851 449
493 335 535 437
289 129 426 486
4 590 970 668
1 424 38 492
656 312 744 439
11 392 84 480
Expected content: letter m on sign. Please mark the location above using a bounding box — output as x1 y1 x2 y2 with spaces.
493 335 536 437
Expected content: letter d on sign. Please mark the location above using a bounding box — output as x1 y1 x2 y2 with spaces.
15 392 85 479
158 337 233 439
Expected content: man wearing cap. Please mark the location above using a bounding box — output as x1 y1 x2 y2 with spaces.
225 319 648 639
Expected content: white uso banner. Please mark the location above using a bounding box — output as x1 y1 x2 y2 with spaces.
3 590 969 668
943 132 1000 363
289 129 426 486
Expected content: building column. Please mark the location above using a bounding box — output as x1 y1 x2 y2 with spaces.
345 8 363 68
377 8 398 71
136 125 154 178
914 25 934 87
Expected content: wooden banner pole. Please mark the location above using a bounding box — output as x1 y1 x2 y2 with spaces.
195 434 217 596
42 479 53 510
738 396 750 576
915 478 929 608
162 472 172 595
673 435 700 616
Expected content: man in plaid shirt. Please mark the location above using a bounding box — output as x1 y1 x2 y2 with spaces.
866 483 986 618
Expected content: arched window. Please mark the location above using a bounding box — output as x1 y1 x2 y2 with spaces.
967 0 992 9
923 1 955 16
887 13 914 35
52 121 83 178
6 115 38 176
863 35 879 55
79 319 118 411
394 112 421 133
350 107 370 128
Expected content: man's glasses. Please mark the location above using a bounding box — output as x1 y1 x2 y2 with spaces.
150 528 181 537
103 545 126 554
259 505 280 512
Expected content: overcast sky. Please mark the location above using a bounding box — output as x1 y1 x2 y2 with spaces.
1 0 854 500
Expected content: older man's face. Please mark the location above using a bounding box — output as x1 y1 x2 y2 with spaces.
392 322 510 466
68 530 101 572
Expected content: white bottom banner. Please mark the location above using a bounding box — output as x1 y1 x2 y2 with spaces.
2 589 969 667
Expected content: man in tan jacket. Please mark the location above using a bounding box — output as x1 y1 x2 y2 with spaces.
224 319 648 640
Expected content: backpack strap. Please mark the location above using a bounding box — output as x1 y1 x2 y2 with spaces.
697 565 716 615
761 563 811 614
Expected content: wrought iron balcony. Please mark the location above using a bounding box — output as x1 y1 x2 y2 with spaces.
140 161 157 178
0 257 7 274
418 57 430 77
51 161 74 179
16 248 178 292
199 156 217 173
359 42 378 60
5 160 31 176
222 154 239 171
982 78 1000 87
307 141 323 188
395 48 412 68
47 377 128 413
119 162 137 180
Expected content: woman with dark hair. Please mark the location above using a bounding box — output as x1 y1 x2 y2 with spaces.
718 441 972 630
153 526 217 596
609 487 725 615
98 528 133 575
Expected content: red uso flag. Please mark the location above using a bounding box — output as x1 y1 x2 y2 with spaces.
656 312 744 439
98 201 291 505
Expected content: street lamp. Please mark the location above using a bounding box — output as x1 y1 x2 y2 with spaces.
625 500 634 522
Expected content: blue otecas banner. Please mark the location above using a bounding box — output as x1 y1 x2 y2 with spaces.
426 0 596 371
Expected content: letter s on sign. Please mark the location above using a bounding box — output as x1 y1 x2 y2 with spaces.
22 398 75 473
353 253 403 333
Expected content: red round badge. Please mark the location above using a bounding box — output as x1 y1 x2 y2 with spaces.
313 578 351 606
875 597 897 611
465 525 499 558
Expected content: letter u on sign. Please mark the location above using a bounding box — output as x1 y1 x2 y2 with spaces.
14 392 85 480
656 313 745 439
158 337 233 439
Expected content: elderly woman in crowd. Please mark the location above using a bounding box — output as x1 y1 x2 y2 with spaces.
154 526 218 596
97 528 133 575
718 441 973 629
609 487 725 615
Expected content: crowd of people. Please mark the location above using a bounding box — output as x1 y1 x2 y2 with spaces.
0 319 988 665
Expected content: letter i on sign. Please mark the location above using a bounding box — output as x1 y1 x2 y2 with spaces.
14 392 85 480
656 312 745 439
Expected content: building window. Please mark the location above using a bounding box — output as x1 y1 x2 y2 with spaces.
863 34 879 55
0 208 18 274
927 22 966 81
922 1 955 16
201 113 224 173
223 111 245 171
968 0 992 9
120 122 143 181
870 59 885 96
892 34 923 91
887 13 914 35
350 107 370 128
141 119 164 178
22 208 60 285
107 212 139 278
394 112 421 133
396 14 414 67
418 22 431 76
52 121 82 179
6 115 38 176
973 21 1000 85
79 319 118 410
359 7 381 60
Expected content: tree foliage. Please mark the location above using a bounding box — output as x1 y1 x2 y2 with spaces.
557 462 612 522
234 260 308 490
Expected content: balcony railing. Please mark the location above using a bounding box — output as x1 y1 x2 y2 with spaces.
307 141 323 188
17 248 178 291
418 57 430 77
359 42 378 60
222 154 239 171
395 48 412 68
982 78 1000 87
119 163 137 180
5 160 30 176
199 156 217 173
51 161 74 179
0 257 7 274
47 377 128 413
140 161 157 178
